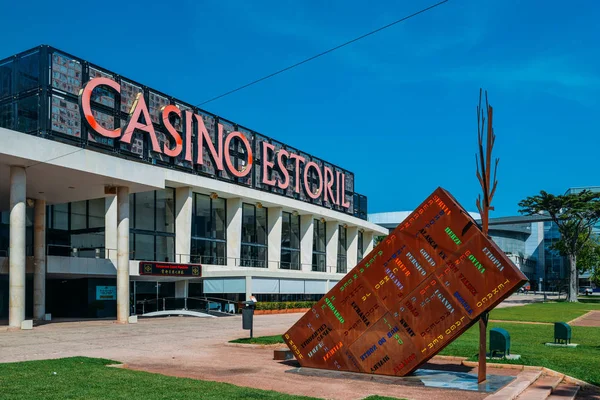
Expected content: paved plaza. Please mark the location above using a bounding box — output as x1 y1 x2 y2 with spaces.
0 312 518 400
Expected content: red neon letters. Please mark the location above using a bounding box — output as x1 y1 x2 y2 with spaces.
79 77 350 208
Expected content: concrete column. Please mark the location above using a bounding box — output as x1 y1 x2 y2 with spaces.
175 187 193 263
9 166 26 328
364 231 375 256
175 280 188 298
267 207 282 270
117 186 130 324
325 221 339 274
347 226 358 271
226 198 243 267
33 199 46 320
245 275 253 301
105 196 117 264
300 215 314 273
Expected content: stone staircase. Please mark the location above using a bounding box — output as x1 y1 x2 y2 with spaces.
485 369 582 400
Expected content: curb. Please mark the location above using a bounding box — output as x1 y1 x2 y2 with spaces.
224 342 285 349
461 361 599 392
106 363 128 369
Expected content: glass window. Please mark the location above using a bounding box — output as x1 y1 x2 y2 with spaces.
192 239 226 265
16 95 38 133
88 198 105 229
358 231 364 261
0 60 13 99
256 207 267 245
156 189 174 233
156 235 175 262
135 191 155 231
241 203 268 268
191 193 227 265
129 189 176 261
194 194 211 238
312 219 326 272
214 198 226 240
242 203 255 243
281 212 300 270
133 233 154 261
16 52 39 93
52 204 69 230
70 201 86 230
337 225 347 273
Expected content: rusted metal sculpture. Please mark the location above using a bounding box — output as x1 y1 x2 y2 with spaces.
475 89 499 383
284 187 525 377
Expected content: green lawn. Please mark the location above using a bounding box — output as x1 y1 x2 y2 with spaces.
490 301 600 323
230 335 285 345
0 357 319 400
439 322 600 386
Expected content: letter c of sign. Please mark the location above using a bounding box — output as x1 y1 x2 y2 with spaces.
79 77 121 138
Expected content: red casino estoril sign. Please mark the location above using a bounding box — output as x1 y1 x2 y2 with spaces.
78 77 351 209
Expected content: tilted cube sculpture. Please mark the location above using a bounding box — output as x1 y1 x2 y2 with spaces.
284 187 527 376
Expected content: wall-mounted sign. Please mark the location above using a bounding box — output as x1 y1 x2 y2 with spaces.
283 187 527 377
139 261 202 277
96 286 116 301
79 77 353 210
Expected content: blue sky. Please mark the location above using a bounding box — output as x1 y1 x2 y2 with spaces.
2 0 598 216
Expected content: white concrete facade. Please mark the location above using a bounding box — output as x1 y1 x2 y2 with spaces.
0 126 387 325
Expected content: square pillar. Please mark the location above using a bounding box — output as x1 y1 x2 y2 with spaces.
175 280 188 298
300 215 314 273
105 196 117 264
347 226 358 271
175 187 193 263
325 221 339 274
364 231 375 255
9 166 26 328
267 207 282 270
226 198 242 267
33 198 46 320
117 186 130 323
245 275 253 301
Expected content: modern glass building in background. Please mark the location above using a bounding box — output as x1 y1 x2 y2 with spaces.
0 46 386 327
370 187 600 291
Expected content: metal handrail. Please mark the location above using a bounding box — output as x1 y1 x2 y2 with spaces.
135 296 238 315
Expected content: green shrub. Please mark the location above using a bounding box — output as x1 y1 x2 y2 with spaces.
254 301 317 311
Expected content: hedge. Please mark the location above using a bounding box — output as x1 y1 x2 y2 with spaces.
255 301 317 311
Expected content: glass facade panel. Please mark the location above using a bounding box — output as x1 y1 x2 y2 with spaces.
16 95 38 133
130 189 176 261
156 235 175 262
70 201 86 230
156 189 174 233
312 219 326 272
337 225 347 273
281 212 300 270
241 203 268 267
52 204 69 230
134 191 155 231
88 198 105 229
191 193 226 265
358 231 364 261
133 233 154 261
16 52 39 93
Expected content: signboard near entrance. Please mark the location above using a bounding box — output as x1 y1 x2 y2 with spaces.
283 187 527 377
96 286 117 300
139 262 202 277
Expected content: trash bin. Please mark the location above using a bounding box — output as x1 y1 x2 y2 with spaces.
489 327 511 358
554 322 572 344
242 296 258 338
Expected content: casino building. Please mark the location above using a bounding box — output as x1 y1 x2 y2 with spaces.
0 45 386 328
